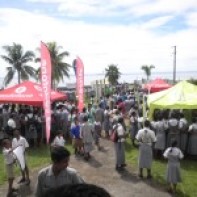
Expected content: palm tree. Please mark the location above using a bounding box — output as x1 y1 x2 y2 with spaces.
141 65 155 81
1 43 36 86
105 64 121 86
36 42 70 88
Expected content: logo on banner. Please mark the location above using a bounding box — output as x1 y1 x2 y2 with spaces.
15 87 26 94
34 85 42 92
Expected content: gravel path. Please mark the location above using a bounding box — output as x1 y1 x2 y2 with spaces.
0 139 172 197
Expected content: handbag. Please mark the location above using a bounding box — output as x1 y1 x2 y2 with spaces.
110 125 118 143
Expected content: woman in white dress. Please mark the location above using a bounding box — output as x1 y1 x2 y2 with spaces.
188 117 197 155
163 140 184 193
80 116 94 160
179 113 189 153
136 120 156 178
103 106 111 138
168 112 180 147
154 114 166 158
114 117 127 171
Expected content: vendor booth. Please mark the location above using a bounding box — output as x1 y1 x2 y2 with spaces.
144 78 172 93
0 81 67 106
147 81 197 119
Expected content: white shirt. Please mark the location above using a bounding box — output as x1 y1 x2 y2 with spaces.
7 118 16 129
136 127 156 146
179 118 188 130
169 118 178 127
189 123 197 132
3 148 15 164
114 123 126 142
52 136 65 147
12 136 29 152
163 147 184 159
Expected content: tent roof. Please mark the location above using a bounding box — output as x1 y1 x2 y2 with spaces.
144 78 172 93
0 81 67 106
147 81 197 117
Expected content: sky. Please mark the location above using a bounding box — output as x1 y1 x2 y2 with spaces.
0 0 197 86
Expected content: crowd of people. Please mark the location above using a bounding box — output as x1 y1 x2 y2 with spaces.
0 91 197 196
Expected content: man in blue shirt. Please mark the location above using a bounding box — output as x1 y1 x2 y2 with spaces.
71 117 83 155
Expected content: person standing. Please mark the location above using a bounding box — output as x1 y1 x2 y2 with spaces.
188 117 197 156
51 131 65 148
2 139 18 197
114 117 127 171
71 117 83 155
35 146 84 197
95 104 104 131
6 114 16 137
12 129 30 185
154 114 166 158
60 106 69 140
136 120 156 178
168 112 180 147
179 113 188 153
80 116 94 160
129 111 138 147
93 121 102 150
78 107 88 125
163 140 184 193
3 105 10 131
103 106 111 139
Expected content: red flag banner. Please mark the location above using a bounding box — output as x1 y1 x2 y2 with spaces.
41 42 52 143
76 57 84 112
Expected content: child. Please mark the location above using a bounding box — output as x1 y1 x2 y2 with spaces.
163 140 184 193
51 130 65 148
2 139 18 196
12 129 30 185
71 117 83 155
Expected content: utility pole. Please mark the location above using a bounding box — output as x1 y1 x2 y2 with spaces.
173 46 176 84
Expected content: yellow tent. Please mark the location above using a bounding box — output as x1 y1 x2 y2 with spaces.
147 81 197 119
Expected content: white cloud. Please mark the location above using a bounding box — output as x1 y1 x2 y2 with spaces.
0 8 196 86
130 0 197 17
186 12 197 27
26 0 197 18
140 16 173 29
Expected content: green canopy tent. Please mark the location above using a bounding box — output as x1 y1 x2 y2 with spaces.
147 81 197 119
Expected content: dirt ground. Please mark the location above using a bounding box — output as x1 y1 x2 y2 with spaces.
0 139 173 197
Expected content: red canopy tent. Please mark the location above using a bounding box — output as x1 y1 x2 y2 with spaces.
143 78 172 93
0 81 67 106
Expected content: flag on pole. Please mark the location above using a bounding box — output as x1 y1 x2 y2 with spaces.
76 57 84 112
41 42 52 143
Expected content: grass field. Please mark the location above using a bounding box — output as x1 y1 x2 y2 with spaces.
0 140 196 196
125 139 197 197
0 144 73 185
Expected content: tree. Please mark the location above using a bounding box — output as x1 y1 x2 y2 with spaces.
36 42 70 89
105 64 121 86
141 65 155 81
1 43 36 86
188 78 197 85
